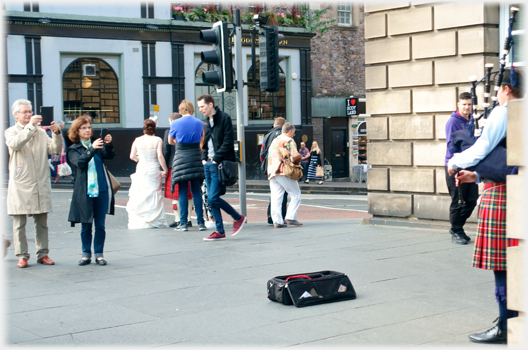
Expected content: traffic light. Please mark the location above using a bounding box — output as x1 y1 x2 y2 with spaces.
259 25 285 92
200 21 233 92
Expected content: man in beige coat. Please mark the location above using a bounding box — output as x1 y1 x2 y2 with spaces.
5 99 62 268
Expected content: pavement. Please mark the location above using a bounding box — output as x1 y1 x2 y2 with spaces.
50 175 369 195
1 185 499 348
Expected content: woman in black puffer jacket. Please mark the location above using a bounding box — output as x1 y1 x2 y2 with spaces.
168 100 206 231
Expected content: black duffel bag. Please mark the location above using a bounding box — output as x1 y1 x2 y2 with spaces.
218 160 238 186
267 270 356 307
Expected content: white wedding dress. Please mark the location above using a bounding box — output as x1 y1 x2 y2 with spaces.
126 136 167 229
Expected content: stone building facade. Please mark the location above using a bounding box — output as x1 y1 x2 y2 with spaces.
305 3 366 179
363 2 524 344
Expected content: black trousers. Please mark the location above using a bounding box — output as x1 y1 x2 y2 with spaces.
267 194 287 220
444 166 478 233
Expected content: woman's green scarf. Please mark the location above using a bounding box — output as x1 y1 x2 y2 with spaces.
81 140 98 197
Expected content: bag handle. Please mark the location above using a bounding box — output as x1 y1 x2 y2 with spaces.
286 275 312 281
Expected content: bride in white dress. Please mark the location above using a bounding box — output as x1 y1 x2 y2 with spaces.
127 119 169 229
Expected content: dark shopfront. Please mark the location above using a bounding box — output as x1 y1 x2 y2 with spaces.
5 14 315 179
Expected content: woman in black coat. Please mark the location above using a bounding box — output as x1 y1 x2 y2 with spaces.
67 116 115 266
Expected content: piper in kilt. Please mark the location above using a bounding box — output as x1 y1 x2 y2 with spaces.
448 68 524 344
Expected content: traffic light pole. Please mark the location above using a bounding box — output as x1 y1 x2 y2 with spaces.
233 9 247 216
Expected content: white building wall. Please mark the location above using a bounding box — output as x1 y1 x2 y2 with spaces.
6 35 302 129
7 35 27 75
7 83 28 124
5 2 171 20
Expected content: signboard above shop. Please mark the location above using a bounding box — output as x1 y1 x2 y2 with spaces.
345 98 366 116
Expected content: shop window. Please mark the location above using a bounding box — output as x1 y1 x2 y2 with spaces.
62 58 119 124
247 60 286 120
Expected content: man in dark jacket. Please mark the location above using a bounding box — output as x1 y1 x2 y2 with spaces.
198 94 246 241
444 92 478 245
260 117 287 224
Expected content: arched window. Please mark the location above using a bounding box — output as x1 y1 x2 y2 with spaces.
247 61 286 120
194 62 236 119
62 58 119 124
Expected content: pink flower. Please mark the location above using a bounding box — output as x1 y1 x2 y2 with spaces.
280 12 285 18
296 15 300 18
204 8 207 13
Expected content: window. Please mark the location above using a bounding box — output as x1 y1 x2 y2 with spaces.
194 62 237 120
337 3 352 26
247 60 286 121
62 58 119 124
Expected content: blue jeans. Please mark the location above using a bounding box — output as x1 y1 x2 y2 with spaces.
178 180 205 225
80 190 108 259
204 161 241 234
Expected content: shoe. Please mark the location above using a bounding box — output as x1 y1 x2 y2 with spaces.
450 229 471 242
286 219 303 226
169 221 179 228
37 255 55 265
177 224 188 232
78 258 91 266
95 258 107 266
469 318 507 344
198 222 206 231
305 180 309 183
274 223 287 228
187 221 192 227
203 231 226 241
232 215 246 236
17 258 28 268
267 216 274 225
318 181 323 185
451 231 467 245
53 175 60 184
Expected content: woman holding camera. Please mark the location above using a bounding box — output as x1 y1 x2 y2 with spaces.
67 116 115 266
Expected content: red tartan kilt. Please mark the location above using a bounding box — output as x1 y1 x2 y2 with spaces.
164 168 192 200
473 182 518 271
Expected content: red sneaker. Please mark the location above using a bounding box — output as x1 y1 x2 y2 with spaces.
232 215 246 236
203 231 226 241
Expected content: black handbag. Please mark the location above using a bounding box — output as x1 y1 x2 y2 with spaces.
218 160 238 186
267 270 356 307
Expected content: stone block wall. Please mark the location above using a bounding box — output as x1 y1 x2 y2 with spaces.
309 3 365 97
506 99 525 346
364 2 499 222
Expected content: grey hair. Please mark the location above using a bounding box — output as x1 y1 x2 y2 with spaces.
12 99 32 116
282 122 295 134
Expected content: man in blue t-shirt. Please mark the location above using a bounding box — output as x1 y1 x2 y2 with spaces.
168 100 206 232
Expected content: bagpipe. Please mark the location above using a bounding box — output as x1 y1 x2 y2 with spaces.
450 6 519 185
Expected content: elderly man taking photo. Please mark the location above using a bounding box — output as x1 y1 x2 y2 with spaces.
5 99 63 268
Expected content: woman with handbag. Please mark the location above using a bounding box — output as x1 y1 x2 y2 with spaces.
305 141 324 185
67 116 115 266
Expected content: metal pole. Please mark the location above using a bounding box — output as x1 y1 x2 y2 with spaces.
233 9 246 216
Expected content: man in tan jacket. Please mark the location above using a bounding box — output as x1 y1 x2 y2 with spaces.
5 99 62 268
266 122 303 228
